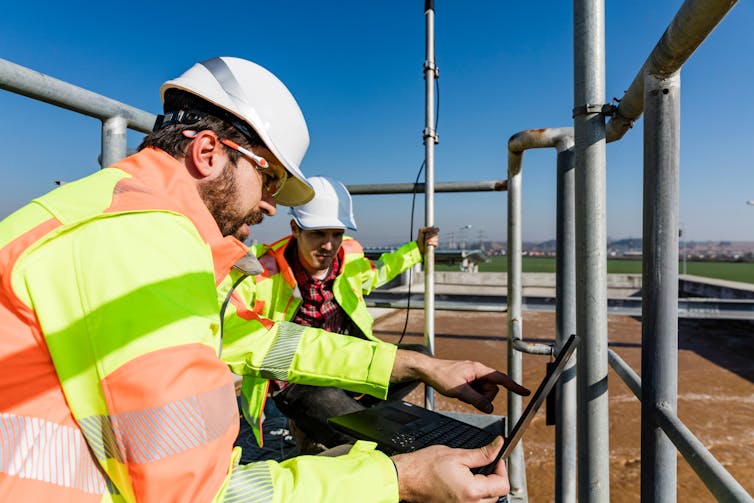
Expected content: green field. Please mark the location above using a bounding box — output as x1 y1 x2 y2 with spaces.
436 256 754 284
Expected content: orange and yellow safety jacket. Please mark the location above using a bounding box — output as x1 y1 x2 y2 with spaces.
251 234 421 340
232 235 422 437
0 148 399 502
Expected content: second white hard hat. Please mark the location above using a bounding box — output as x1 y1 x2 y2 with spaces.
161 57 314 206
289 176 357 231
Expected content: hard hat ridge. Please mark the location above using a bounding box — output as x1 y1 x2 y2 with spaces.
289 176 357 231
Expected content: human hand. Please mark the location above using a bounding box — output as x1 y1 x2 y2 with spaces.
392 351 529 413
426 359 529 413
417 226 440 255
391 436 509 503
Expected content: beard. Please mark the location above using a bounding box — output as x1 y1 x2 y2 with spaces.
198 164 265 240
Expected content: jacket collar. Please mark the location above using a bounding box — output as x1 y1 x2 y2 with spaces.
111 148 250 284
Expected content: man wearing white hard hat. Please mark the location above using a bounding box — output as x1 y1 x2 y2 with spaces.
239 176 437 451
0 56 527 503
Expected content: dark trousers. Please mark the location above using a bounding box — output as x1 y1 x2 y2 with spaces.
273 343 429 449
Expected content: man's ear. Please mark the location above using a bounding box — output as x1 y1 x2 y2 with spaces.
188 130 224 178
290 219 299 236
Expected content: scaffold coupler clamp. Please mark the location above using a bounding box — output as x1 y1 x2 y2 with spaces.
423 127 439 145
423 60 439 79
572 102 616 118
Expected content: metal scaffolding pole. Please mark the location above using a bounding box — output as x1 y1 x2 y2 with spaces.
102 116 128 168
422 0 438 410
347 180 506 194
555 146 577 503
573 0 610 501
608 350 754 501
0 58 155 133
506 147 525 497
641 71 680 503
605 0 739 143
0 58 154 169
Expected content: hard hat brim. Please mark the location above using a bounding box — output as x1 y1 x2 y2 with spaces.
292 216 358 232
291 208 358 231
277 178 315 207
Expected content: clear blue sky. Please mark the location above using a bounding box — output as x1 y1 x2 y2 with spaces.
1 1 752 247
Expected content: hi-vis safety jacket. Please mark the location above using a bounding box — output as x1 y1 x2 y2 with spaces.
0 148 400 502
251 234 421 339
232 235 422 438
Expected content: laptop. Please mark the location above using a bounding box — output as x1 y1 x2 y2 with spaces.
329 333 580 475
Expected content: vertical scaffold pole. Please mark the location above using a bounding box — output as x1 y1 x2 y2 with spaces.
506 150 525 497
641 71 680 503
422 0 438 410
101 115 128 168
573 0 610 501
555 145 577 503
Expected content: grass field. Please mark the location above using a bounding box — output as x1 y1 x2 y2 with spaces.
436 256 754 284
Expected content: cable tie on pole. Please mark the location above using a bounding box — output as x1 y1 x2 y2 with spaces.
572 103 616 118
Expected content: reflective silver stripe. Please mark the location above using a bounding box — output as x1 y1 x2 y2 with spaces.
223 462 273 503
79 381 236 464
78 414 124 462
259 322 303 381
0 412 109 494
201 58 249 108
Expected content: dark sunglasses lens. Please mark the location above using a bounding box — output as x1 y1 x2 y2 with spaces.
260 171 281 196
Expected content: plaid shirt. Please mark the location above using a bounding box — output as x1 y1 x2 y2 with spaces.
286 241 349 334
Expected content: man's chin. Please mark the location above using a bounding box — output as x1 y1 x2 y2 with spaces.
233 212 267 241
315 257 334 269
233 223 251 242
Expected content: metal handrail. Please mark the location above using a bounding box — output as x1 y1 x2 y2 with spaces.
0 58 154 132
347 180 506 194
606 0 739 142
0 57 155 169
608 350 753 502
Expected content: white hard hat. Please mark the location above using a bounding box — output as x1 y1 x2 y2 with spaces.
289 176 357 231
161 57 314 206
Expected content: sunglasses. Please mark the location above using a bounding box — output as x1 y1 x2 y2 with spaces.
219 139 288 199
182 130 287 199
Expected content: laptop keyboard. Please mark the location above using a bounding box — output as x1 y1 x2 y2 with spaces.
390 414 497 451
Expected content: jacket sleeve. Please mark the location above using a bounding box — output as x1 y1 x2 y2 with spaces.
220 274 396 399
354 240 423 295
217 441 399 503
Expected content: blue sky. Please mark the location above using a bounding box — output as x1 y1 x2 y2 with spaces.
1 1 752 246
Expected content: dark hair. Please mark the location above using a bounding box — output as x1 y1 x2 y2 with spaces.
138 89 263 160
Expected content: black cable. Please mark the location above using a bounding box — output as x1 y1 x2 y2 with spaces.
397 162 425 345
218 273 249 357
434 68 440 132
396 57 440 345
